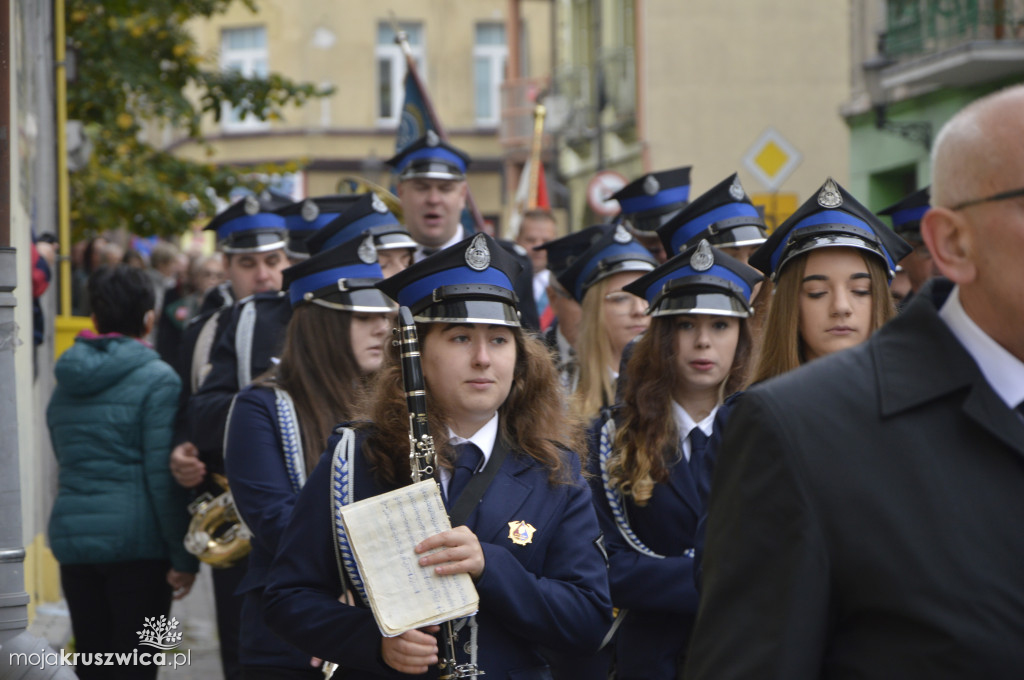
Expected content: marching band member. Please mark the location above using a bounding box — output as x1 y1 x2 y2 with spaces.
535 226 608 391
556 224 657 421
224 234 398 679
656 173 768 265
589 241 761 679
747 177 911 382
263 233 612 679
611 166 693 263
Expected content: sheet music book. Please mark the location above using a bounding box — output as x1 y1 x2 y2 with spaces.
339 479 480 636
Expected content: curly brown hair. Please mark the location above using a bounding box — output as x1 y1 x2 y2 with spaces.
358 323 586 487
607 314 752 506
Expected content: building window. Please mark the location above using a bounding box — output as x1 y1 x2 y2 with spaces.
377 22 424 125
474 23 507 127
220 26 270 132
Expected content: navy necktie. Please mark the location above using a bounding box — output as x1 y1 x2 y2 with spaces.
446 443 482 509
688 428 708 477
1017 401 1024 421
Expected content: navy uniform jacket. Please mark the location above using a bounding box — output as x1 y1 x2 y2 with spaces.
188 291 292 477
684 280 1024 679
172 284 235 448
263 426 613 679
223 385 315 669
586 412 709 679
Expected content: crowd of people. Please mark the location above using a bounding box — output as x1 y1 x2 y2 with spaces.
44 85 1024 679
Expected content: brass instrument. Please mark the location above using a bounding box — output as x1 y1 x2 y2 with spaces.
183 473 252 568
336 175 404 223
396 306 483 679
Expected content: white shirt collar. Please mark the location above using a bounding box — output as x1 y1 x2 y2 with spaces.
939 285 1024 409
672 401 718 462
441 412 499 490
413 225 466 263
533 268 550 301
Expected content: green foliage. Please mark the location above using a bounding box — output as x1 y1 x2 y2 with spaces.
66 0 331 238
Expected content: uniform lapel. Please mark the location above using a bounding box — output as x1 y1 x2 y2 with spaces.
466 454 534 544
665 454 702 516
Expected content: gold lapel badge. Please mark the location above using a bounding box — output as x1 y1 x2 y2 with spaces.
507 520 536 546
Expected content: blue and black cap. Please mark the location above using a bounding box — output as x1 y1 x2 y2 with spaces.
281 233 395 312
377 233 523 327
556 224 658 303
611 166 692 235
276 195 362 260
304 193 416 256
385 130 471 182
624 240 763 318
878 186 930 240
658 173 767 256
534 224 609 279
203 194 290 254
749 177 912 282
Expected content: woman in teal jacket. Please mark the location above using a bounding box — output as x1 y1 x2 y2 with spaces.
47 265 197 680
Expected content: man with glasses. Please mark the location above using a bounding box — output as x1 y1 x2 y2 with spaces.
684 85 1024 679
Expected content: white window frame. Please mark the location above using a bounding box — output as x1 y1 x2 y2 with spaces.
220 26 270 133
473 22 507 127
376 22 425 127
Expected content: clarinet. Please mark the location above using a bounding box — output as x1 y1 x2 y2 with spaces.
395 306 484 679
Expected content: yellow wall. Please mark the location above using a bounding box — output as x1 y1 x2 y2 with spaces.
179 0 553 228
640 0 851 204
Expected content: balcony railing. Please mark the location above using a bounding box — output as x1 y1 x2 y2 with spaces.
885 0 1024 58
550 46 636 143
499 76 553 151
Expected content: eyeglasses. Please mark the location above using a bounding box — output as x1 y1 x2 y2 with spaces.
603 291 645 313
950 186 1024 211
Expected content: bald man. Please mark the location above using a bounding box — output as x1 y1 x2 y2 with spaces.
684 85 1024 679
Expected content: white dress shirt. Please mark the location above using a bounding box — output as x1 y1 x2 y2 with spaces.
671 401 718 463
939 285 1024 409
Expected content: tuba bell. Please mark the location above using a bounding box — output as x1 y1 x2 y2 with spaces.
183 473 252 568
336 175 404 223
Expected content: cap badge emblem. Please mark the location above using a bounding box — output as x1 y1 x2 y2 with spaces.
465 233 491 271
818 178 843 209
425 130 440 147
691 240 715 272
301 199 319 222
371 193 389 214
613 225 632 244
507 520 536 546
729 177 746 201
643 175 660 196
358 234 378 264
243 195 261 215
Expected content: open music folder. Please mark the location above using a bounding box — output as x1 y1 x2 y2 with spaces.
338 479 480 636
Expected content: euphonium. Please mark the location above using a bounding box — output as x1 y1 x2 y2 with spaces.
183 473 252 568
336 175 404 223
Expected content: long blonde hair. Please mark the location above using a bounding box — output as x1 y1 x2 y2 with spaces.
748 248 895 385
572 277 617 421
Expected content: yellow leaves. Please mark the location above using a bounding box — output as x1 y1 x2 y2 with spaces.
70 10 88 23
116 113 133 129
130 24 145 38
172 44 189 58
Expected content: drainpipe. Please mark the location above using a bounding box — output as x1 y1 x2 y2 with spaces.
0 0 75 675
